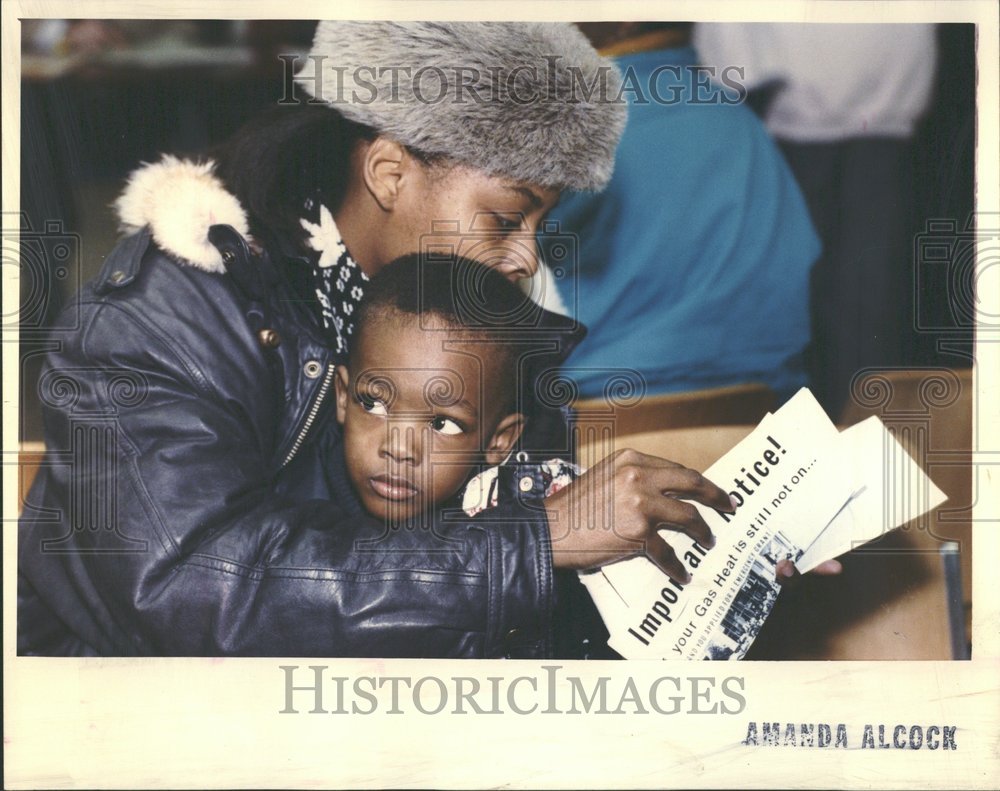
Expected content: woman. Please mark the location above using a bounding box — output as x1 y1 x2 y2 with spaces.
18 21 736 657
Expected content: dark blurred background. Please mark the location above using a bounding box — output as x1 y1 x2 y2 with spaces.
16 20 976 441
17 20 316 440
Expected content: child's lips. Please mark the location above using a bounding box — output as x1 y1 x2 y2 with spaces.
369 474 419 501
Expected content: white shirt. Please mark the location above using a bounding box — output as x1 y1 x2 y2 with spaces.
694 23 938 141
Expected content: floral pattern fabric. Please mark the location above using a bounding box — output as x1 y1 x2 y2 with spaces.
301 204 368 356
462 458 581 517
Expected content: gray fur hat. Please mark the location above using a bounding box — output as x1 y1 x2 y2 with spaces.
295 21 626 191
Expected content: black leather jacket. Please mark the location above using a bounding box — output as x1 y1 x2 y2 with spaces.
17 205 610 657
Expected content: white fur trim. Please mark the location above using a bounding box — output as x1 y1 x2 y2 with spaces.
114 155 249 273
297 22 625 191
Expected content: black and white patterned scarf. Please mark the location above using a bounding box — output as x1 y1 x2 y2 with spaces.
301 204 368 356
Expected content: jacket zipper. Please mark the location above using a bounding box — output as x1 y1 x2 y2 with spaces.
282 362 336 467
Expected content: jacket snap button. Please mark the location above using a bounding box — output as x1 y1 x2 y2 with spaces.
303 360 323 379
221 249 236 265
518 476 534 492
257 329 280 349
110 270 126 284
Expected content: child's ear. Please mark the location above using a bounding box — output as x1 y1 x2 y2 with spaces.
485 412 526 465
334 365 350 426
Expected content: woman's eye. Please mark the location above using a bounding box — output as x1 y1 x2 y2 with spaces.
358 395 388 416
492 213 522 232
431 416 464 435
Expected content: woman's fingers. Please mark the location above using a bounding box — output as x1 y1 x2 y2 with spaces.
610 449 734 514
775 557 845 586
547 448 735 572
775 559 798 583
607 448 685 469
641 493 717 550
810 559 844 575
550 448 848 588
643 534 692 584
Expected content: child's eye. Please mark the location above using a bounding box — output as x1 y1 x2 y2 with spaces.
357 394 388 416
431 416 464 435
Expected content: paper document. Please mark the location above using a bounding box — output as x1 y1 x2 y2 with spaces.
580 388 947 660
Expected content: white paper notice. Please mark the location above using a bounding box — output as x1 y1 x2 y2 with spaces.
795 416 948 572
581 388 947 660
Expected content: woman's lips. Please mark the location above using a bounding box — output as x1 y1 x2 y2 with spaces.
369 474 419 501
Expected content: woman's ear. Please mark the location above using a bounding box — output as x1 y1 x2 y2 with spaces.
334 365 351 425
484 412 526 465
360 137 411 211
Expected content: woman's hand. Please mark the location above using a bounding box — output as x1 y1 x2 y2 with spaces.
543 448 735 584
775 557 844 585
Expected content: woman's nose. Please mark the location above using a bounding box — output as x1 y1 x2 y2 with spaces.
493 238 540 282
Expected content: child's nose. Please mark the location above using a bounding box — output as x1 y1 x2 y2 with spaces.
380 424 422 465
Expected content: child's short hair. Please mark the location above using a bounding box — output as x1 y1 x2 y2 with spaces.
354 254 542 386
356 253 540 335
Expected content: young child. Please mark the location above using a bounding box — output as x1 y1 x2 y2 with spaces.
334 253 579 525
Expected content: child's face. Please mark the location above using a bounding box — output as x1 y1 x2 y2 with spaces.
335 313 525 522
